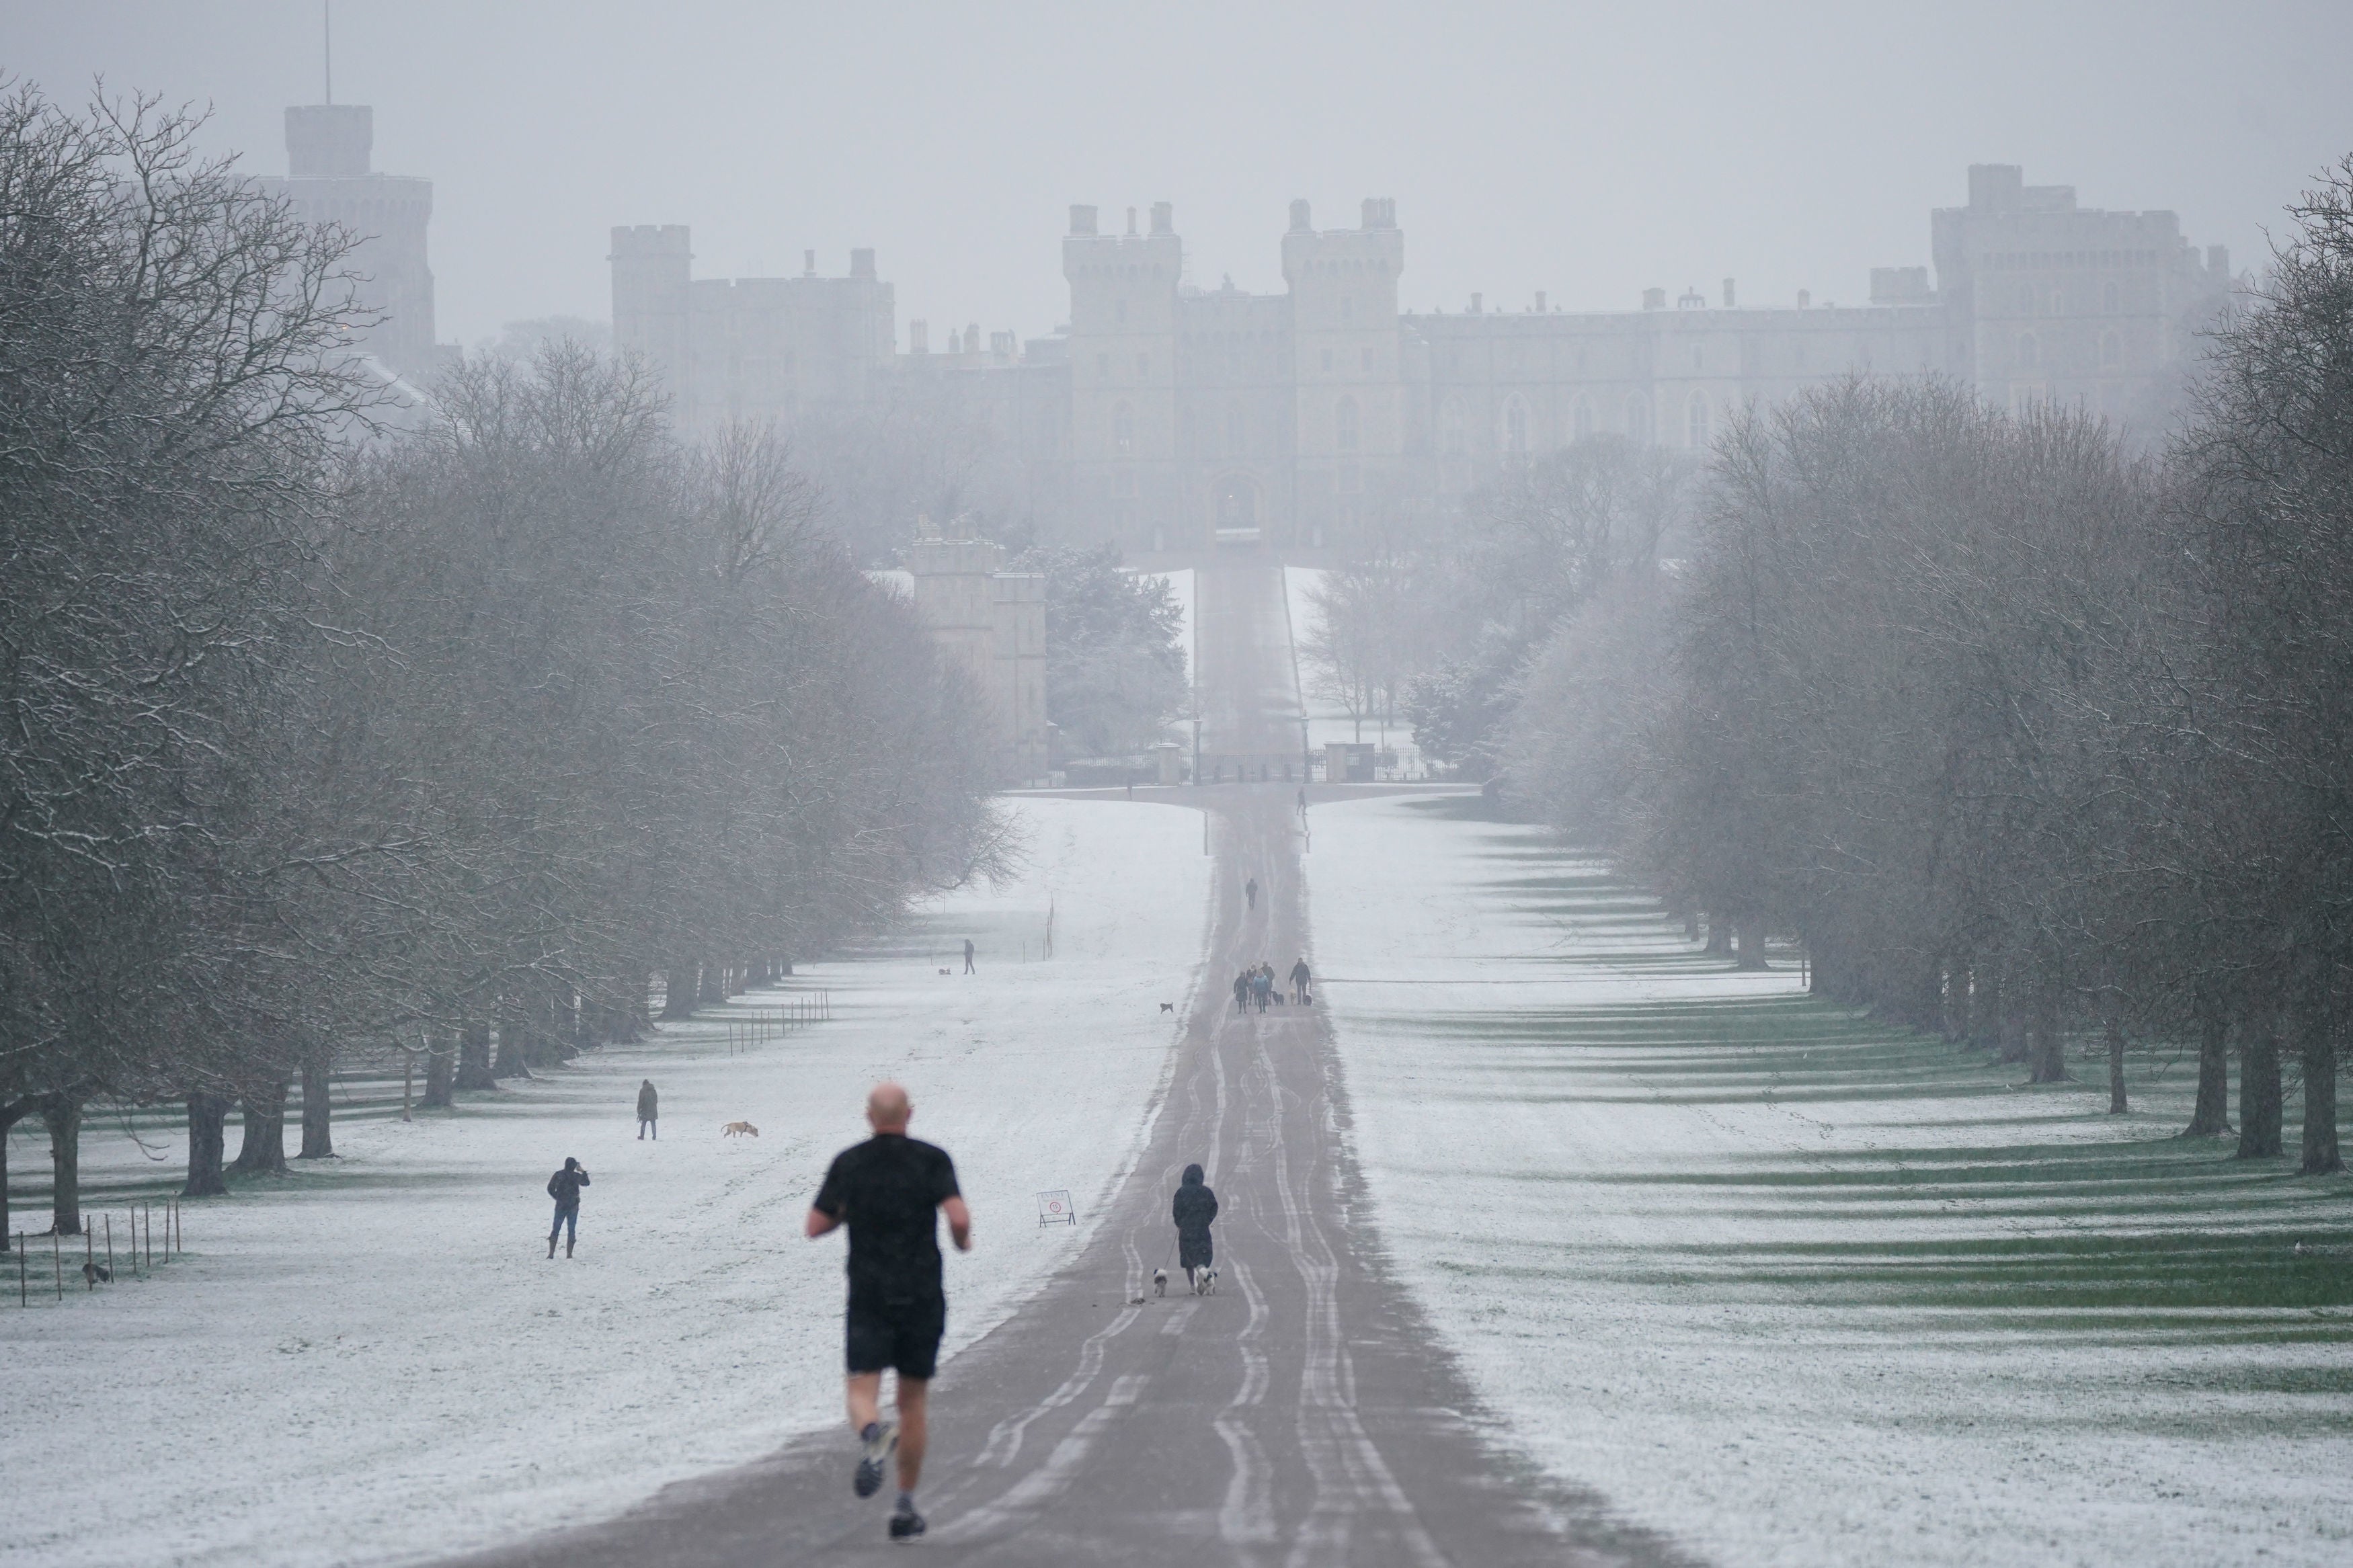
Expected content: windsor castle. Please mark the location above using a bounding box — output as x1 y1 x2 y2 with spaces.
266 101 2235 557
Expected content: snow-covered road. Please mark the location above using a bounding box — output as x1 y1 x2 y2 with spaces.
0 796 1209 1568
1308 792 2353 1568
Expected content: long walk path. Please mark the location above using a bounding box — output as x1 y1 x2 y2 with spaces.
454 559 1675 1566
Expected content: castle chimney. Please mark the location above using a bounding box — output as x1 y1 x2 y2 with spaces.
910 320 928 354
1359 197 1396 230
1151 201 1173 236
1289 198 1312 233
1127 206 1138 235
1070 204 1099 236
803 249 815 276
1723 277 1737 308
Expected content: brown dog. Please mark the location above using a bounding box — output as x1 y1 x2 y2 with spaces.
721 1120 760 1139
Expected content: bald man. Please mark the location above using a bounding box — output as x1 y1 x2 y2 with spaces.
807 1081 971 1544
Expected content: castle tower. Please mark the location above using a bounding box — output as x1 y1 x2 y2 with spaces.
262 104 438 382
1282 198 1404 550
610 225 693 409
1064 202 1183 551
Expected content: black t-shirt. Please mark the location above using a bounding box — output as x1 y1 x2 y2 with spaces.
813 1134 960 1306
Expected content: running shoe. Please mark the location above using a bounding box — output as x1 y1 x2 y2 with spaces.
888 1505 927 1542
854 1423 898 1498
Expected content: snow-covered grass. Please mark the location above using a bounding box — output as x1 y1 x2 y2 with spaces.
1281 564 1423 775
1307 792 2353 1568
0 796 1210 1568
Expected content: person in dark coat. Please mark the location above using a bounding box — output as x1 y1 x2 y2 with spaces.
547 1157 590 1258
1289 958 1312 1005
1172 1163 1219 1292
636 1079 659 1139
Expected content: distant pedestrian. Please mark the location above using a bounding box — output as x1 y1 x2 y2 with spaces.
1232 971 1250 1012
1172 1163 1219 1293
637 1079 659 1140
807 1082 972 1544
1245 876 1259 911
546 1157 590 1259
963 938 975 975
1289 958 1312 1005
1297 787 1308 816
1253 966 1273 1012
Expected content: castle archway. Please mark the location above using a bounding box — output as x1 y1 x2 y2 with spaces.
1213 473 1261 546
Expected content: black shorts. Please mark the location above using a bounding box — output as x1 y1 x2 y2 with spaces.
846 1294 945 1380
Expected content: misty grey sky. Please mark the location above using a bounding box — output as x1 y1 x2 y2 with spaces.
5 2 2348 349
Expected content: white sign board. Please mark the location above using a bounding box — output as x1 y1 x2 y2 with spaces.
1035 1189 1076 1228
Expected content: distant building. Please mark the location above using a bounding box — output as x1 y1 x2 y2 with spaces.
614 165 2235 552
257 104 450 386
898 522 1049 785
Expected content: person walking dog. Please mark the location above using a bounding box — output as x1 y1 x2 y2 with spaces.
546 1157 590 1258
1172 1163 1219 1293
807 1081 972 1544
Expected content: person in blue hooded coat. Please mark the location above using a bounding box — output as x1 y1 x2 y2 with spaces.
1172 1163 1219 1292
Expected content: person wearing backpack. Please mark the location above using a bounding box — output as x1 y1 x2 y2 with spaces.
547 1157 590 1258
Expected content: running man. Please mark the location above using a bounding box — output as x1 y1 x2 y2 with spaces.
807 1081 972 1544
545 1157 589 1258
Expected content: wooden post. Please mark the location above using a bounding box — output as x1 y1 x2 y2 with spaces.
16 1234 23 1306
84 1225 92 1288
172 1199 180 1257
401 1050 415 1123
105 1212 112 1278
144 1203 151 1270
52 1229 61 1301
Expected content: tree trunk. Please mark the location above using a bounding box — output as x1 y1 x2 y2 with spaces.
2184 1009 2231 1137
298 1046 335 1159
1702 915 1731 957
1733 921 1770 971
1681 907 1700 942
0 1098 29 1251
1972 962 2005 1053
454 1022 496 1091
661 962 697 1020
2297 1013 2342 1176
493 1009 533 1079
422 1033 456 1108
1946 957 1972 1040
40 1096 83 1235
233 1080 289 1174
2026 970 2068 1083
2237 1016 2284 1159
698 960 725 1007
2105 1013 2128 1115
184 1093 231 1197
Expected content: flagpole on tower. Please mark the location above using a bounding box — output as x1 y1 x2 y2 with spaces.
323 2 333 104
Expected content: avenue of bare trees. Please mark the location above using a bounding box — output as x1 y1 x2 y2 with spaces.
0 89 1006 1241
1498 159 2353 1174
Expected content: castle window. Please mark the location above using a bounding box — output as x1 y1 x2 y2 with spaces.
1626 395 1650 442
1341 296 1354 323
1361 346 1373 372
1337 396 1359 452
2018 284 2035 316
2017 333 2039 370
1117 298 1128 323
1441 397 1467 455
1504 397 1529 454
1686 393 1709 449
1114 402 1135 456
1226 401 1247 458
1572 398 1594 440
1693 345 1704 369
2102 281 2121 314
2099 330 2120 368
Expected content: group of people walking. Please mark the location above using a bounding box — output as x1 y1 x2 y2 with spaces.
1232 957 1312 1012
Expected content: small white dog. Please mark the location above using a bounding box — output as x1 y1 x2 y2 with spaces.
1189 1266 1219 1296
1152 1268 1168 1297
